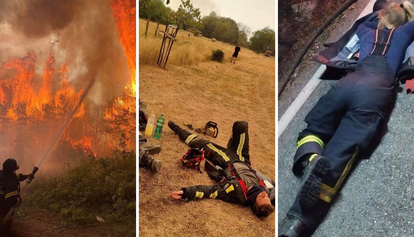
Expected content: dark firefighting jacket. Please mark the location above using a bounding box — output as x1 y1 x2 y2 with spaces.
314 11 414 83
181 161 275 206
0 171 29 211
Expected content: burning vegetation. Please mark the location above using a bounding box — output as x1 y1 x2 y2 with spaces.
0 0 136 170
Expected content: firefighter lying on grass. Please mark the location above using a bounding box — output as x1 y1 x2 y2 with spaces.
169 120 275 218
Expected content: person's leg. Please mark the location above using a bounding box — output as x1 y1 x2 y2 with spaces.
287 109 383 230
169 121 230 167
139 134 162 172
292 81 348 176
227 121 250 163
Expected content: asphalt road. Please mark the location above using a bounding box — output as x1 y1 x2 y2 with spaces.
278 0 414 236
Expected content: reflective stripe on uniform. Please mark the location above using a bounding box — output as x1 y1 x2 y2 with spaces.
5 191 18 199
236 133 245 162
209 191 218 199
309 154 318 162
207 144 230 162
185 134 197 144
296 135 324 149
195 191 204 198
225 185 234 193
320 147 359 203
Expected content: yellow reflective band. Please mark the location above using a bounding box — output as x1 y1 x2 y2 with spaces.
320 147 359 198
225 185 234 193
209 191 218 199
185 134 197 144
5 191 18 199
237 133 245 162
0 191 4 195
16 173 19 179
195 191 204 198
319 193 332 203
321 183 336 195
309 154 318 162
207 144 230 162
297 135 324 149
334 147 359 191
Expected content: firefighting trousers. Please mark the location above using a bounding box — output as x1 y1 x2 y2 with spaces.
288 55 396 229
174 121 250 168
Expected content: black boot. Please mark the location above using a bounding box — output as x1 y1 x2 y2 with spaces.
168 120 182 133
139 153 162 172
279 215 311 237
298 155 331 211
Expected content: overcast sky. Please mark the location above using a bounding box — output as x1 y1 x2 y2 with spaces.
166 0 275 35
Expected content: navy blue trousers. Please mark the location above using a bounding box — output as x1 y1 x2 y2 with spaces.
288 56 396 229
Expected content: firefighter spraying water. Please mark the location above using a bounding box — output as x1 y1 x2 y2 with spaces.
0 78 96 235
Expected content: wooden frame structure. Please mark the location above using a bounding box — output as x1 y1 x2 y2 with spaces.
157 25 179 68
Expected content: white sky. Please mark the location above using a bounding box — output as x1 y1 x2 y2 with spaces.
166 0 275 34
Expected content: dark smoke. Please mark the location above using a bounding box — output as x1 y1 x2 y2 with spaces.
0 0 130 103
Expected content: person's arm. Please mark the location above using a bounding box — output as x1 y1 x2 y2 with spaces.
400 20 414 39
16 173 30 182
172 185 219 200
172 181 243 204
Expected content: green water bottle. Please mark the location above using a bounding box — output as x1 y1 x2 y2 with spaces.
153 113 165 139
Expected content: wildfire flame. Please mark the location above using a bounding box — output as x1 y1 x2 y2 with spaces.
0 0 135 160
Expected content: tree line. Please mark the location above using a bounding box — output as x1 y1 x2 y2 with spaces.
139 0 275 54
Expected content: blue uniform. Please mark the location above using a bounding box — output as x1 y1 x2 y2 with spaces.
289 19 414 230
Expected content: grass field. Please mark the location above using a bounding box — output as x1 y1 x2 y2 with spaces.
139 19 275 237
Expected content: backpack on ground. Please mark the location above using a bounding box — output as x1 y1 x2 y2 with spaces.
181 148 204 172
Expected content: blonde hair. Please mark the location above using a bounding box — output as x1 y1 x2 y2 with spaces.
401 1 414 21
378 1 414 29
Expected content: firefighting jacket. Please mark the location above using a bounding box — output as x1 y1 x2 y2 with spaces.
314 11 414 83
181 161 275 206
0 171 29 209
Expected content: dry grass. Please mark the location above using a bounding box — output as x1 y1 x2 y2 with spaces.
139 19 275 237
139 19 263 66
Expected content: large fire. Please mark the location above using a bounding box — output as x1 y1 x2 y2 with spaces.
107 0 137 150
0 0 136 165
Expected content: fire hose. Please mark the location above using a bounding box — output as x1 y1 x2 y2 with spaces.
1 78 96 228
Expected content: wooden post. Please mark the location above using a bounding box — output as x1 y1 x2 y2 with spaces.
145 19 149 37
155 23 159 36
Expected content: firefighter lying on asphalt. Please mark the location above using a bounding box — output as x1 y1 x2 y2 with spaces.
169 120 275 218
0 158 35 234
279 1 414 236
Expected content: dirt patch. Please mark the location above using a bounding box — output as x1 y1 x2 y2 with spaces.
11 208 117 237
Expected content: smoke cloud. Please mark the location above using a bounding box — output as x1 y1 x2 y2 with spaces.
0 0 130 103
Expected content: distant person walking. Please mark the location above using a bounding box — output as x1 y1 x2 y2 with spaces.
231 43 241 63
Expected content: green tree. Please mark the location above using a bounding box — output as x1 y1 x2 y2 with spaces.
201 13 239 45
173 0 201 29
236 23 250 47
249 27 275 54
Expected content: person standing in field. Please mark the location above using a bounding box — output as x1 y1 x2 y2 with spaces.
231 43 241 63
